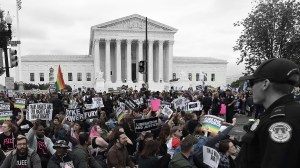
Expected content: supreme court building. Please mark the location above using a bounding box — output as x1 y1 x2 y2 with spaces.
19 14 227 91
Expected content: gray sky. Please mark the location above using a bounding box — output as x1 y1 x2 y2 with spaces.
0 0 253 84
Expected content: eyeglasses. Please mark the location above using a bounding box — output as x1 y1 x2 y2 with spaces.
249 78 266 87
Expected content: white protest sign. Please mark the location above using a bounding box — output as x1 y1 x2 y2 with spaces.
84 104 93 110
203 146 220 168
28 103 53 121
187 102 201 111
92 97 104 108
161 106 173 118
173 97 185 109
0 111 13 120
0 103 10 111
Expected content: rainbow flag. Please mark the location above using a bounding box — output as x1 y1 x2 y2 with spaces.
202 115 224 135
14 98 26 109
55 65 66 91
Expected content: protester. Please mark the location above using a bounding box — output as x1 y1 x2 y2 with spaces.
166 126 182 157
236 58 300 167
138 139 161 168
0 135 42 168
0 121 18 156
89 124 108 157
47 140 75 168
0 148 6 165
218 139 236 168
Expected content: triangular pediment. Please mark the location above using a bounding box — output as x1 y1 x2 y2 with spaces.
93 14 177 32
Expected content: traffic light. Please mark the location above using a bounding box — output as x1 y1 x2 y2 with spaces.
10 49 18 68
139 61 145 73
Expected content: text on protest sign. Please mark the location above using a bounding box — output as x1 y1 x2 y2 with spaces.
92 97 104 108
187 102 201 111
202 115 224 135
161 106 173 118
0 111 13 120
123 98 138 110
203 146 220 168
161 101 171 108
65 108 84 122
84 104 93 110
84 108 98 119
0 103 10 111
14 98 26 109
134 117 159 133
28 103 53 121
173 97 185 109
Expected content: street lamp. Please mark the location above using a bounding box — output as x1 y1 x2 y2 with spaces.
0 11 12 77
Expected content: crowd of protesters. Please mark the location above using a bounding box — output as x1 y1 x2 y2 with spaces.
0 85 299 168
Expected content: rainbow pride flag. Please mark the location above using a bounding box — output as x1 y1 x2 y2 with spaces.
14 98 26 109
202 115 224 135
55 65 66 91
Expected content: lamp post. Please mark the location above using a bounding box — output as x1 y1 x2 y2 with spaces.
0 11 12 77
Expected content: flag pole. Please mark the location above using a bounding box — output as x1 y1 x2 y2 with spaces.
15 0 22 82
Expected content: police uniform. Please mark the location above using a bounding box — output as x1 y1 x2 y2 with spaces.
236 58 300 168
225 92 236 123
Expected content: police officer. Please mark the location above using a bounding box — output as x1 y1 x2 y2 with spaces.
235 58 300 168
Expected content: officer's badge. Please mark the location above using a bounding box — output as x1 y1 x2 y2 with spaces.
250 119 260 131
268 122 292 143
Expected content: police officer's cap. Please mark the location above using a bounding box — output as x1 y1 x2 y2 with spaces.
240 58 300 86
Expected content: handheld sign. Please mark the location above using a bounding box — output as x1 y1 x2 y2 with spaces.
65 108 84 122
84 108 98 119
92 97 104 108
134 117 159 133
173 97 185 109
0 111 13 120
0 103 10 111
151 99 161 111
161 106 173 118
123 98 138 110
203 146 220 168
28 103 53 121
84 104 93 110
202 115 224 135
116 106 125 122
187 102 201 111
14 98 26 109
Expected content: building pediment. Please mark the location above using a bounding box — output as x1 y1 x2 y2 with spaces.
92 14 177 32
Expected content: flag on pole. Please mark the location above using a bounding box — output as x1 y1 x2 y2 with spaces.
55 65 66 91
16 0 22 10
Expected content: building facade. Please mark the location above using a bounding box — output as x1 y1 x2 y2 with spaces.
20 14 227 91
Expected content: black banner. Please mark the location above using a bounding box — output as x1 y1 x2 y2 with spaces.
123 98 138 110
65 108 84 122
134 117 159 133
84 108 98 119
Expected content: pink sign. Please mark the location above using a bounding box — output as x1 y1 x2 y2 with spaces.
151 99 161 111
219 104 226 115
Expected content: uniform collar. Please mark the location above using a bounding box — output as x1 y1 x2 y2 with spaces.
263 94 294 115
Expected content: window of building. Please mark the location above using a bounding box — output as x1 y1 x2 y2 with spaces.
188 73 192 81
211 73 215 81
30 73 34 82
39 73 44 82
173 73 176 80
86 73 91 81
203 73 207 81
77 73 82 81
68 73 73 81
196 73 200 81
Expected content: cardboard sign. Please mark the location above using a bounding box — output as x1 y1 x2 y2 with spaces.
28 103 53 121
134 117 159 133
0 103 10 111
173 97 185 109
161 106 173 118
14 98 26 109
151 99 161 111
123 98 138 110
65 108 84 122
202 115 224 135
203 146 220 168
187 102 201 111
84 108 98 119
0 111 13 120
92 97 104 108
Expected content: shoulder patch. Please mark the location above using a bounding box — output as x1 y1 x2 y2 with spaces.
270 106 285 119
268 122 292 143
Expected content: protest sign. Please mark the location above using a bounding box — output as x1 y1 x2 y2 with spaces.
203 146 220 168
84 104 93 110
0 111 13 120
133 99 141 105
134 117 159 133
161 101 171 108
65 108 84 122
28 103 53 121
123 98 138 110
220 104 226 115
116 106 125 122
14 98 26 109
92 97 104 108
151 99 161 111
161 106 173 118
202 115 224 135
187 102 201 111
0 103 10 111
173 97 185 109
84 108 98 119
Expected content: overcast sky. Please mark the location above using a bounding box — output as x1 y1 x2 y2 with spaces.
0 0 254 84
